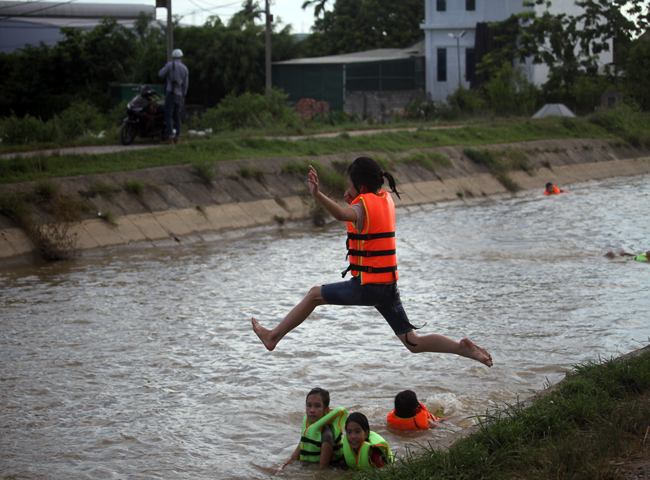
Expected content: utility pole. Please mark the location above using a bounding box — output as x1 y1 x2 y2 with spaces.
448 30 466 88
166 0 173 62
265 0 272 97
155 0 172 61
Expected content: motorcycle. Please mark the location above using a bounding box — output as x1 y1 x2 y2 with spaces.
118 85 167 145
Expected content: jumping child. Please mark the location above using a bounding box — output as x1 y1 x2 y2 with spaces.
386 390 441 431
343 412 391 469
252 157 492 367
271 387 347 473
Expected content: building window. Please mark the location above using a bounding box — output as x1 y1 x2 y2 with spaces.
466 48 475 84
466 0 475 11
437 0 446 12
437 48 447 82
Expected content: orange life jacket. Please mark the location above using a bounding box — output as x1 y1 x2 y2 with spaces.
544 186 565 195
344 191 398 285
386 403 439 431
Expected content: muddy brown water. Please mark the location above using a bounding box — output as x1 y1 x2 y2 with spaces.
1 174 648 479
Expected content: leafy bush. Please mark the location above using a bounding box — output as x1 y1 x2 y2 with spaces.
1 101 109 145
447 86 486 116
588 103 640 134
199 89 301 131
404 98 455 121
482 62 539 116
56 101 106 140
0 113 56 145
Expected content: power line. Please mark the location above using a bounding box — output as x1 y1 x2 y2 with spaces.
0 0 81 21
183 0 239 16
0 0 49 12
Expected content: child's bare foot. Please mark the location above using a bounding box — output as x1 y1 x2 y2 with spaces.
252 318 278 351
459 338 493 367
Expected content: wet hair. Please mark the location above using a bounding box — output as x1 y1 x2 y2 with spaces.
545 182 553 188
306 387 330 409
345 412 370 434
347 157 401 199
394 390 421 418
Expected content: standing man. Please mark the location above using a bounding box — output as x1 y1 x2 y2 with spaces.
158 48 189 144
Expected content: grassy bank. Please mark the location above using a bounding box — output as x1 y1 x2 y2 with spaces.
357 347 650 480
2 109 650 185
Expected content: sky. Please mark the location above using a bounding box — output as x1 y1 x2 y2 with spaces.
77 0 320 33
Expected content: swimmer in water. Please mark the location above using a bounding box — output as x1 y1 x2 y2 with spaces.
270 387 346 473
544 182 566 195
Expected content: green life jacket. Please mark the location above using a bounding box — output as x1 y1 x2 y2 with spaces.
299 407 347 462
633 254 648 262
342 430 392 469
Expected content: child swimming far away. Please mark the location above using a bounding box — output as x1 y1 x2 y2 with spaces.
252 157 492 367
343 412 391 469
544 182 566 195
604 250 649 262
270 387 347 473
386 390 441 431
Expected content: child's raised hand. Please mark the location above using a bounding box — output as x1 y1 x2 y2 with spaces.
308 165 320 196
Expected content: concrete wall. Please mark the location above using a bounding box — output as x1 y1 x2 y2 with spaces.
344 90 426 118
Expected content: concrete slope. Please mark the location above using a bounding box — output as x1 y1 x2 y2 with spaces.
1 138 649 263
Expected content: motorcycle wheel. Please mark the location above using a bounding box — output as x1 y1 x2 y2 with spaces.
119 121 137 146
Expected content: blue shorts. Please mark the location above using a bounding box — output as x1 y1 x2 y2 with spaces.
321 277 414 336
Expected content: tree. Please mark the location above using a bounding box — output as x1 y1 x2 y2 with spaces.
478 0 650 107
300 0 424 56
624 39 650 110
0 1 304 118
301 0 330 18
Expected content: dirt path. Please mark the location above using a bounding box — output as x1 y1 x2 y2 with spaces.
0 143 161 160
1 125 465 159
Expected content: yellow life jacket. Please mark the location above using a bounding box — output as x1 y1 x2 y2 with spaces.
342 431 392 469
344 191 398 285
633 253 648 262
299 407 347 462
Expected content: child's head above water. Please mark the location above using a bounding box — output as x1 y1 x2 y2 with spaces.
347 157 401 199
394 390 421 418
345 412 370 450
305 387 330 423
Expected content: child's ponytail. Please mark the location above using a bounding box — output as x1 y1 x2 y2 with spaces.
348 157 402 199
382 171 401 200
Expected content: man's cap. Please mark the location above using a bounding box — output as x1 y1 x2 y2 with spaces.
172 48 183 58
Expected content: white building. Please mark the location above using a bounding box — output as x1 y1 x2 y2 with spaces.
420 0 613 102
0 1 155 53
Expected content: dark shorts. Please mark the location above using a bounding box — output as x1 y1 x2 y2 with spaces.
321 276 414 336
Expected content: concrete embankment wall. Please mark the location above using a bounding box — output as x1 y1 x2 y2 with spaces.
1 138 649 263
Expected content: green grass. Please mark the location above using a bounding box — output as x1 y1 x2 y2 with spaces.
192 162 217 185
238 167 265 183
464 147 537 192
123 180 144 195
1 113 650 185
356 349 650 480
88 182 121 200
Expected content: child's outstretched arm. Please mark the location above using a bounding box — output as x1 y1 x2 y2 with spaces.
308 165 357 223
269 445 299 474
